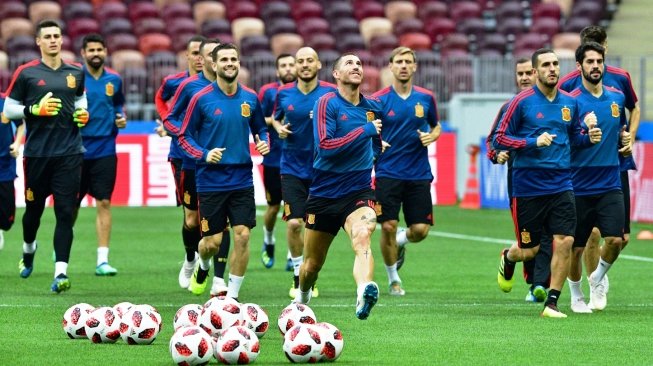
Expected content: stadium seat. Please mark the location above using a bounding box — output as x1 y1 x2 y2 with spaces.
514 33 549 52
249 65 277 90
61 49 76 63
95 2 128 20
0 68 10 91
413 64 444 98
552 47 575 60
240 35 271 56
0 50 8 70
360 65 380 95
238 65 250 87
359 17 393 46
201 19 231 37
134 18 167 37
353 1 385 20
544 0 573 18
532 2 562 21
551 32 580 51
330 18 361 39
398 32 432 51
161 3 193 22
291 1 323 21
139 33 172 56
5 35 38 55
424 18 456 44
394 18 424 36
121 66 149 104
494 1 524 22
570 2 604 23
444 63 473 98
449 1 482 22
64 1 93 20
101 18 133 36
1 18 35 45
0 1 27 19
324 1 353 20
265 17 297 37
240 50 274 74
28 1 62 24
110 49 146 72
384 1 417 24
107 33 140 52
270 33 303 56
337 33 366 52
297 17 330 39
440 33 470 53
418 1 448 22
369 34 399 56
307 33 336 52
562 16 593 33
261 1 292 20
231 17 265 46
356 50 375 66
478 33 507 55
128 2 160 22
193 1 227 27
496 17 525 38
167 18 198 38
531 17 561 42
66 18 101 40
456 17 486 41
146 51 178 72
226 1 259 21
9 50 40 71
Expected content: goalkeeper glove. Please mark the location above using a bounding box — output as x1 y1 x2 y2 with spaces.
30 92 62 116
73 108 89 127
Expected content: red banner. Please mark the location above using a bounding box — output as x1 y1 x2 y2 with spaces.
630 142 653 223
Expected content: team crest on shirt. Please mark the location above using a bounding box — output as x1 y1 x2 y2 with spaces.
414 103 424 118
520 230 531 244
1 112 8 124
241 102 251 117
366 111 375 122
561 106 571 122
105 82 114 96
183 191 191 205
66 73 76 88
201 218 209 232
374 203 382 216
307 214 315 225
611 102 620 117
26 188 34 202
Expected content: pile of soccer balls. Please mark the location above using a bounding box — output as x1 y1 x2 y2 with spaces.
62 301 162 345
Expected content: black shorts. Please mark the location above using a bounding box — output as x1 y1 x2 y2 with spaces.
169 158 183 207
375 177 433 225
621 171 631 234
512 190 576 249
197 187 256 236
263 166 282 206
78 155 117 204
24 154 82 207
573 190 624 248
0 180 16 230
304 189 376 236
180 168 198 210
281 174 311 220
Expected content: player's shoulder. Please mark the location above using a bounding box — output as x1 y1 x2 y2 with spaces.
261 81 281 93
13 59 41 76
277 81 296 93
64 61 84 71
559 69 581 85
567 87 582 98
413 85 435 98
164 71 188 84
371 86 391 98
239 83 259 99
605 85 625 98
513 87 536 103
605 65 631 79
318 80 337 90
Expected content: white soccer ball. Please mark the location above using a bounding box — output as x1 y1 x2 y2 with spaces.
112 301 134 319
119 305 160 345
241 303 269 338
198 297 242 337
169 325 214 366
314 322 344 362
84 306 121 343
214 325 260 364
174 304 203 332
277 303 317 335
138 304 163 332
283 323 323 363
62 303 95 339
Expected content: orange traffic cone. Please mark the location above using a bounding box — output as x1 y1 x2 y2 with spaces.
636 230 653 240
460 144 481 209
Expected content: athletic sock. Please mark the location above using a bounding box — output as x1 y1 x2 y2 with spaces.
54 261 68 278
396 230 408 246
590 258 612 282
182 226 201 261
293 275 300 288
97 247 109 266
264 227 275 245
544 289 561 307
503 251 516 279
385 263 401 284
22 241 37 267
567 278 583 299
213 230 230 277
227 274 244 299
291 256 303 276
196 266 209 284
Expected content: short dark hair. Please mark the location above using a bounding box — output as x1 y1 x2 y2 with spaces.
333 52 358 71
81 33 105 50
515 57 530 66
531 48 555 68
275 53 294 68
199 38 221 55
575 41 605 64
187 35 207 49
35 19 62 37
211 43 239 62
580 26 607 45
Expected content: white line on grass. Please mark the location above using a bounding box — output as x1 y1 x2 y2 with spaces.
2 302 652 308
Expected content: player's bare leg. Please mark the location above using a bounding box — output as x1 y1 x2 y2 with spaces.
541 235 573 318
298 228 334 303
345 207 379 319
380 220 404 295
95 199 117 276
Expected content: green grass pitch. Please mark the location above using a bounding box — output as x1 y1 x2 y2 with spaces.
1 206 652 365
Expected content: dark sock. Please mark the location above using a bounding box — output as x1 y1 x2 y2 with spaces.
214 230 230 277
182 226 201 261
294 275 299 288
545 289 561 307
23 252 35 268
503 251 516 279
196 267 209 284
265 242 275 257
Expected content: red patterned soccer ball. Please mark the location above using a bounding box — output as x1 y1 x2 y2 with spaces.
314 322 344 362
84 306 121 343
169 325 214 366
277 303 317 335
62 303 95 339
119 305 160 345
240 302 269 338
174 304 203 332
214 325 260 365
198 297 242 337
283 323 323 363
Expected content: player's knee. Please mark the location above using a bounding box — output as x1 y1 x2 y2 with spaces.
409 224 430 241
302 258 323 275
184 213 198 229
381 220 398 234
287 219 303 234
97 199 111 210
233 226 250 245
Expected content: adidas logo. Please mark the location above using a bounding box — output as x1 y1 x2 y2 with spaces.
388 110 395 117
37 79 46 86
536 112 544 119
214 108 222 115
287 104 294 111
340 113 348 120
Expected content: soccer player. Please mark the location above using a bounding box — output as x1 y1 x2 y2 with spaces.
486 58 552 303
0 94 25 250
493 49 602 318
258 53 297 270
272 47 336 298
154 35 207 288
164 38 231 296
295 53 383 320
179 43 269 300
371 47 440 296
74 33 126 276
3 19 89 293
566 42 629 313
559 25 640 307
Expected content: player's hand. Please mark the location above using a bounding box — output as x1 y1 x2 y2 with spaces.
588 126 602 144
206 147 226 164
255 134 269 155
620 126 631 147
370 119 382 135
276 123 292 139
381 140 391 153
9 142 20 158
30 92 62 116
417 129 435 146
618 143 632 156
115 113 127 129
496 151 510 164
536 132 556 147
73 108 89 127
583 111 598 129
154 119 167 137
